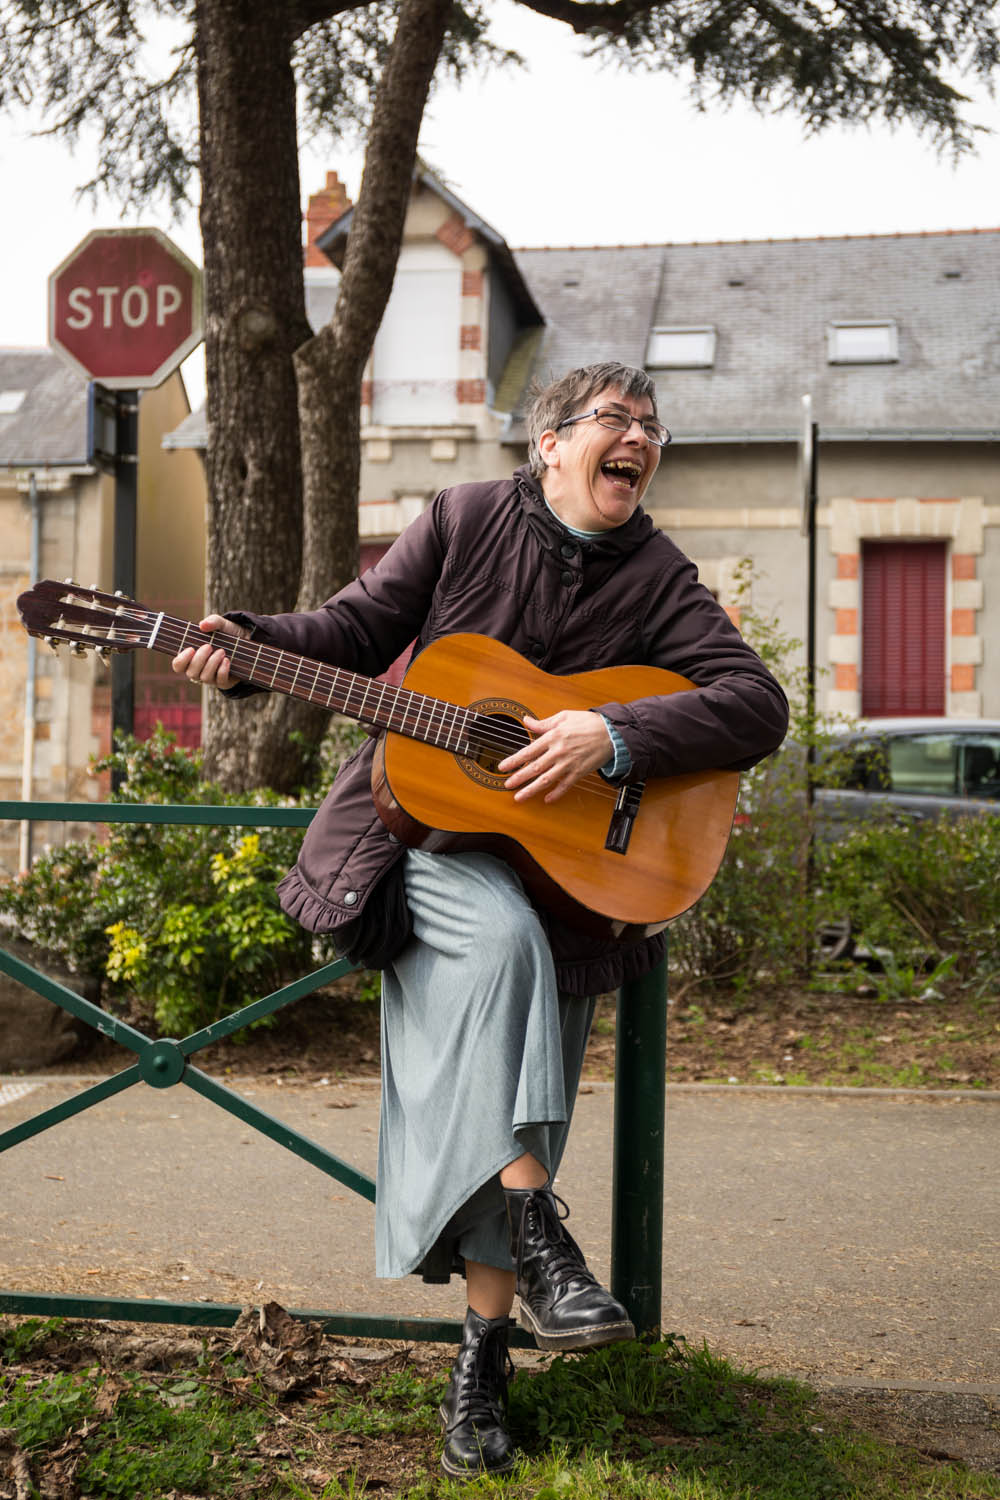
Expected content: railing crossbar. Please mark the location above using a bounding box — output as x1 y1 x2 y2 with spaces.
182 1065 376 1200
0 1065 142 1152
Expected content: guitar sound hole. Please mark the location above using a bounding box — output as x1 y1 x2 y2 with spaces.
467 714 530 780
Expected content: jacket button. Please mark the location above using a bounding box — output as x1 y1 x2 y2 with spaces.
560 542 577 560
343 890 359 906
388 833 401 845
561 569 575 586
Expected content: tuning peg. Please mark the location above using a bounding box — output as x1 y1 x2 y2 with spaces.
96 648 111 667
70 643 88 657
44 637 60 653
114 590 126 599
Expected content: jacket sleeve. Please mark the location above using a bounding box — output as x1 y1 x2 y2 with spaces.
597 554 789 779
226 499 448 675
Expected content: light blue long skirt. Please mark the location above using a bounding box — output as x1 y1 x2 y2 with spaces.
375 849 596 1280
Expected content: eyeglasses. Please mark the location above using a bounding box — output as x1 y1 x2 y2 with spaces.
555 407 672 447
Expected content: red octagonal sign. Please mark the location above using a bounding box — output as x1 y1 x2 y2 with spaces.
48 227 203 389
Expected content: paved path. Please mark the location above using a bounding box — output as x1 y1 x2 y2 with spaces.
3 1075 998 1393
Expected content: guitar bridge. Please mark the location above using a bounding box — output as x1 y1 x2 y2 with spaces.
605 781 644 855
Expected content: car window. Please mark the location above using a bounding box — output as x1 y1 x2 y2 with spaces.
960 737 1000 799
818 741 887 790
887 735 958 796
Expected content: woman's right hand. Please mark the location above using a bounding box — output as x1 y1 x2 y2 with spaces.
171 614 249 692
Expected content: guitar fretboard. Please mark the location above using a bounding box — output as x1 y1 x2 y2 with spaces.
161 615 478 755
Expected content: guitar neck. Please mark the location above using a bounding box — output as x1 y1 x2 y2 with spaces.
154 614 475 754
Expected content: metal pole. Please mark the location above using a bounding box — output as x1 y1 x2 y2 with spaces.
111 389 139 781
611 953 667 1336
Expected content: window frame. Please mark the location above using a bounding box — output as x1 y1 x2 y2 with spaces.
826 319 899 365
646 325 717 369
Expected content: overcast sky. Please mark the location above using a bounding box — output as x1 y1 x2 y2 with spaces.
2 0 997 407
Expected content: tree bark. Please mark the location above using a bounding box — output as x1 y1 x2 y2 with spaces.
294 0 455 613
194 0 315 791
275 0 456 778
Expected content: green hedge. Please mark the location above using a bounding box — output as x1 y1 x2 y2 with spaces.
0 726 355 1036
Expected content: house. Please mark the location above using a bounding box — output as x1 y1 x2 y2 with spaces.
0 349 207 874
171 167 1000 726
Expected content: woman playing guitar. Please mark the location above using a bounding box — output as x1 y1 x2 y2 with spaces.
173 361 789 1478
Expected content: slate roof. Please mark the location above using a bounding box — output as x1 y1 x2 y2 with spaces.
0 349 89 466
165 226 1000 451
512 229 1000 441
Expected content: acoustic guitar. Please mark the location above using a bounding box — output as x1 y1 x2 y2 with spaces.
18 581 739 938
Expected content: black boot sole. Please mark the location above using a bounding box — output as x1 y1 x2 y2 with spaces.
518 1302 637 1351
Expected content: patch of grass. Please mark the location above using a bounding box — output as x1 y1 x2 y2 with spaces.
3 1367 98 1449
0 1314 67 1363
79 1376 266 1497
3 1324 999 1499
314 1364 444 1437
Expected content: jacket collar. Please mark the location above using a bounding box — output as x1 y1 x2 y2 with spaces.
513 465 656 558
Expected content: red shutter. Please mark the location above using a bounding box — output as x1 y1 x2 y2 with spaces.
861 541 946 716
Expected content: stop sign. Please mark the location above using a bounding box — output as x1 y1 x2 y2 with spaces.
48 227 203 389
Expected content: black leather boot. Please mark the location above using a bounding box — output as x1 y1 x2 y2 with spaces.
505 1185 636 1351
438 1306 517 1478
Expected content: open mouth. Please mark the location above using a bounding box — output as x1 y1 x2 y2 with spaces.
600 459 643 490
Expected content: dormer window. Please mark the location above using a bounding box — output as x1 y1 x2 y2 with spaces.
827 320 898 364
647 326 716 369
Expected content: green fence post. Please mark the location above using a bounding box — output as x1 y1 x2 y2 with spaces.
610 953 667 1336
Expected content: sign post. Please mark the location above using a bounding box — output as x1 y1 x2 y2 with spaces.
48 229 203 751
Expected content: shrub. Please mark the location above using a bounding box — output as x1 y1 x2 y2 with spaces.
667 560 821 995
818 811 1000 989
0 725 345 1036
667 752 815 994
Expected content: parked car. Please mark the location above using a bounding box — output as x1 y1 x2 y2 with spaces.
814 717 1000 835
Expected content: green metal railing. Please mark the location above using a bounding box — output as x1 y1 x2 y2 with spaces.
0 799 667 1345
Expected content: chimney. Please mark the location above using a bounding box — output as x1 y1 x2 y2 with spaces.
304 171 353 267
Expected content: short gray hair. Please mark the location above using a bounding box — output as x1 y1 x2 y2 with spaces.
525 363 658 478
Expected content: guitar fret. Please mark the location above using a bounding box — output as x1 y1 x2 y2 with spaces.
287 654 304 696
405 690 425 738
454 706 472 756
441 700 462 752
269 651 283 689
425 696 445 747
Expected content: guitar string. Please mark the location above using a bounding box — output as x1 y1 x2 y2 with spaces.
76 606 632 806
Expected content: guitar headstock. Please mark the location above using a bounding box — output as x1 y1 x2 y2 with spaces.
17 580 155 659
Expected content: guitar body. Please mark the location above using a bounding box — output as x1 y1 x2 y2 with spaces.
372 634 739 938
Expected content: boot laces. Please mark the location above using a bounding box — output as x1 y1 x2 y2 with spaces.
450 1326 514 1428
516 1189 597 1290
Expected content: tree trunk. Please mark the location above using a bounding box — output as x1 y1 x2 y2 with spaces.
194 0 315 792
294 0 456 611
278 0 455 778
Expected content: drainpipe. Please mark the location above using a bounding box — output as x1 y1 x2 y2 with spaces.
19 474 41 872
